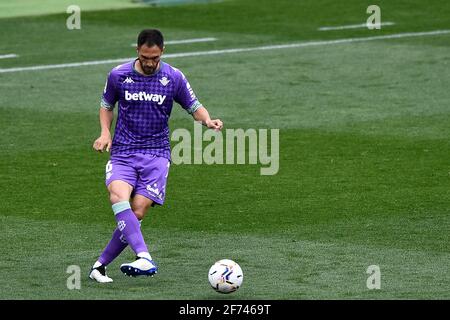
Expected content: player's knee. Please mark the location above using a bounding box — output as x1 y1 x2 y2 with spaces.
109 193 128 205
131 200 153 220
132 204 151 220
133 208 147 220
107 181 132 204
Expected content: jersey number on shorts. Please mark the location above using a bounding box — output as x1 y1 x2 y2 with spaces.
106 161 113 173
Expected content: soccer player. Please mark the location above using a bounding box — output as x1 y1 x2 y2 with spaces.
89 29 223 283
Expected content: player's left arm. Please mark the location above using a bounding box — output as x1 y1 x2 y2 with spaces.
192 106 223 131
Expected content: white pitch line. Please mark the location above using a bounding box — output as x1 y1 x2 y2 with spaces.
130 37 217 46
1 30 449 74
0 54 18 59
319 22 395 31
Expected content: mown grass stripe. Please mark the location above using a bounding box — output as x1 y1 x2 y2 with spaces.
1 30 449 73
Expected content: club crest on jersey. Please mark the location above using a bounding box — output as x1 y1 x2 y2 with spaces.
125 90 167 105
159 76 170 86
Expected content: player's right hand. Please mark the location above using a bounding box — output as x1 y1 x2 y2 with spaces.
93 135 112 153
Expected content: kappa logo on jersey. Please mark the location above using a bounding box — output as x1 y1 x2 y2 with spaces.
123 77 134 84
159 76 170 86
125 90 166 105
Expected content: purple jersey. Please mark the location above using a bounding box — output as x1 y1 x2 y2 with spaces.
101 60 202 160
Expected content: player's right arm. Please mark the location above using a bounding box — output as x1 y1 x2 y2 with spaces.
93 70 118 153
93 108 113 152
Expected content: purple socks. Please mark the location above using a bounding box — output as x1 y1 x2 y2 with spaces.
98 227 128 266
98 201 148 266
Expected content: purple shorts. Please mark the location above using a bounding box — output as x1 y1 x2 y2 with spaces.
105 153 170 205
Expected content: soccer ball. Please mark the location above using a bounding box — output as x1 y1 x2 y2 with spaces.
208 259 243 293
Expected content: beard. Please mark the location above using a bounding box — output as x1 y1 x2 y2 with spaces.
139 59 156 75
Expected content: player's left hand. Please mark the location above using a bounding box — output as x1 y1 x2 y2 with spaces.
206 119 223 131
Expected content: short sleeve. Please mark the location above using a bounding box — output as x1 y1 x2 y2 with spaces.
101 71 119 110
174 70 203 114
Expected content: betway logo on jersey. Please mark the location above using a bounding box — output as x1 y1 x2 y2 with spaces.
125 90 166 105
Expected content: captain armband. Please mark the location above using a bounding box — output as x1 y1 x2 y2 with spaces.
187 100 203 115
100 98 115 111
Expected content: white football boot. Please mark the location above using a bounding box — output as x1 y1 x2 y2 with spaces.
89 265 113 283
120 257 158 277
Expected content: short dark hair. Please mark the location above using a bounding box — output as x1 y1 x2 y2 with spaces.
137 29 164 49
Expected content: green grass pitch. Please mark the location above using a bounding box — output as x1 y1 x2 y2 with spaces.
0 0 449 299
